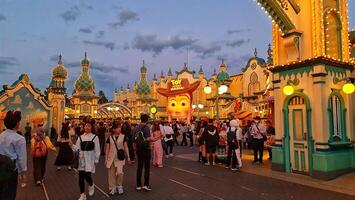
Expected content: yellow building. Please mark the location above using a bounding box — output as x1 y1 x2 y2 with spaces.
69 52 99 119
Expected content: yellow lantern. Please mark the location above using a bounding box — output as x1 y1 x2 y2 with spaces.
283 84 294 96
150 106 157 114
204 85 212 94
342 82 355 94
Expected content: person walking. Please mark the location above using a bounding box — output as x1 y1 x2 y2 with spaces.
31 126 56 186
161 122 174 158
97 122 106 156
54 122 74 171
105 121 131 196
71 121 101 200
24 122 32 144
251 117 267 164
152 122 163 167
204 119 219 166
265 120 275 160
197 121 207 163
0 111 27 200
225 119 242 171
133 114 154 191
180 123 188 146
172 122 180 146
122 121 135 162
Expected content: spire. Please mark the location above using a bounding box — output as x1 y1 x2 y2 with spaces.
58 54 62 65
153 73 157 81
267 44 273 64
160 71 165 78
254 48 258 57
114 88 118 93
120 86 123 91
212 68 217 76
220 58 226 69
81 51 90 66
140 59 147 73
183 62 188 70
168 68 173 76
198 64 204 75
127 83 130 90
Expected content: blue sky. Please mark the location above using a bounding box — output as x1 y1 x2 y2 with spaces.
0 0 354 99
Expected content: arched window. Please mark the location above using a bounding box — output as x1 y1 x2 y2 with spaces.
248 72 260 96
324 10 342 59
328 92 347 142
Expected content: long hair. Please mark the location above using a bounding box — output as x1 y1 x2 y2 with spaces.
61 122 70 140
151 122 160 132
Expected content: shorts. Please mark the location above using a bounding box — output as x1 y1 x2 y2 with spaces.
206 146 216 153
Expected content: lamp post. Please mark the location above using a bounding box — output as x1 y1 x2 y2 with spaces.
204 82 228 120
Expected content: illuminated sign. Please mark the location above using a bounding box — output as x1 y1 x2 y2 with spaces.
170 79 184 91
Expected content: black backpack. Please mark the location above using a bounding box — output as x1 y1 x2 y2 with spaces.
0 154 16 183
134 125 148 148
79 135 96 151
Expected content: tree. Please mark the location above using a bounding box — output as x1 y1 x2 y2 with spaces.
98 90 109 104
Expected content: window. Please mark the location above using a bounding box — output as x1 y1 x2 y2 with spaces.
329 95 342 140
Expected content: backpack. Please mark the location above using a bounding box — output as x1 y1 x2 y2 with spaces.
134 125 148 148
0 154 16 183
32 137 48 158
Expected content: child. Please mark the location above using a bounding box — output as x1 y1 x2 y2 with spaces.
105 121 131 196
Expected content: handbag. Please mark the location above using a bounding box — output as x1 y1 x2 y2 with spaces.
80 135 96 151
112 136 125 161
256 125 267 141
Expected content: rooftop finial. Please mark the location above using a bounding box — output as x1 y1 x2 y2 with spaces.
222 58 224 64
254 48 258 57
58 54 62 64
267 44 273 64
143 60 145 66
183 62 188 69
85 51 87 59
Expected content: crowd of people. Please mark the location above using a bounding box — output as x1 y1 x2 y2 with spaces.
0 110 275 200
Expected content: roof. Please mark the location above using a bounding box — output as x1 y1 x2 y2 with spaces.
269 56 355 73
242 56 267 72
206 93 237 101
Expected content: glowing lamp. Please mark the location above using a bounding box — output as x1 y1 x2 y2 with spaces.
107 107 112 111
94 110 97 114
342 82 354 94
150 106 157 114
75 110 80 114
206 111 209 114
115 107 119 111
64 108 68 112
192 104 197 109
218 84 228 95
198 104 204 109
283 84 294 96
204 85 212 94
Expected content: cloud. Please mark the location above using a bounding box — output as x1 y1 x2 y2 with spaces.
227 29 251 35
109 9 139 28
190 43 222 58
0 14 6 21
230 54 251 67
96 31 105 38
0 56 18 67
79 28 92 34
59 6 81 22
82 40 116 51
225 39 250 47
63 60 129 74
132 33 197 56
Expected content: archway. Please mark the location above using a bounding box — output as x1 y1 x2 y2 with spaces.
97 102 132 119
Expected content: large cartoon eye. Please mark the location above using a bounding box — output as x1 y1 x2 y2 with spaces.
170 100 177 107
181 101 187 107
171 102 176 107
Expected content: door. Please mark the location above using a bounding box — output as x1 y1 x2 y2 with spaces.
288 96 309 174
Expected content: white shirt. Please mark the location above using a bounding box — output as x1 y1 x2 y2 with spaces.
161 125 174 142
73 132 100 173
0 129 27 172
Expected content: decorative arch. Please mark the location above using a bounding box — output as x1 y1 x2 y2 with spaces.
97 102 132 119
327 89 347 143
248 72 261 96
323 9 343 59
282 91 314 175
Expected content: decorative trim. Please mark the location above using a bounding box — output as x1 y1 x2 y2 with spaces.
311 72 328 77
279 66 313 79
313 81 326 84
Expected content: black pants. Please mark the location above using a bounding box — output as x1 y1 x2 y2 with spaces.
78 171 93 193
33 155 47 182
181 132 188 146
252 138 264 162
189 134 194 146
226 144 237 168
136 148 151 187
268 147 272 159
165 140 174 155
128 141 135 161
173 133 179 146
0 171 18 200
25 133 31 144
99 136 105 155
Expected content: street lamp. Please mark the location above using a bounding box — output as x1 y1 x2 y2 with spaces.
204 81 228 120
192 104 197 109
197 104 204 109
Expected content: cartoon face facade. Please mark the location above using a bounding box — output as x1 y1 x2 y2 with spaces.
167 94 191 119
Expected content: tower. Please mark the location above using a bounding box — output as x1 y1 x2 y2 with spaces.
47 54 67 131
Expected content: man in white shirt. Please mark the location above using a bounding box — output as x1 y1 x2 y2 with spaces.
161 122 174 158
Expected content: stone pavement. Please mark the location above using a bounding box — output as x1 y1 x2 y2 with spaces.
16 146 355 200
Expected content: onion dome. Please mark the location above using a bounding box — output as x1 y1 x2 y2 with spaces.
74 52 95 95
52 54 68 79
140 60 147 73
217 59 230 82
136 61 151 95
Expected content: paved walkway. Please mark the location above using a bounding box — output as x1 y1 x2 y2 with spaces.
16 146 355 200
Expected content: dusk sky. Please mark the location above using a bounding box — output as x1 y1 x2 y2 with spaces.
1 0 354 99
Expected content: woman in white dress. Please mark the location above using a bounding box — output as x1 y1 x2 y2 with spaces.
71 122 100 200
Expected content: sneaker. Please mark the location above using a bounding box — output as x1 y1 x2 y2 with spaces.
165 155 169 159
225 166 230 169
169 153 174 157
117 186 124 195
231 168 239 171
36 181 41 186
143 186 152 191
57 167 61 171
212 162 216 166
136 186 142 191
78 193 87 200
108 188 116 196
88 184 95 196
205 162 210 166
158 165 163 168
252 161 258 165
68 166 72 171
